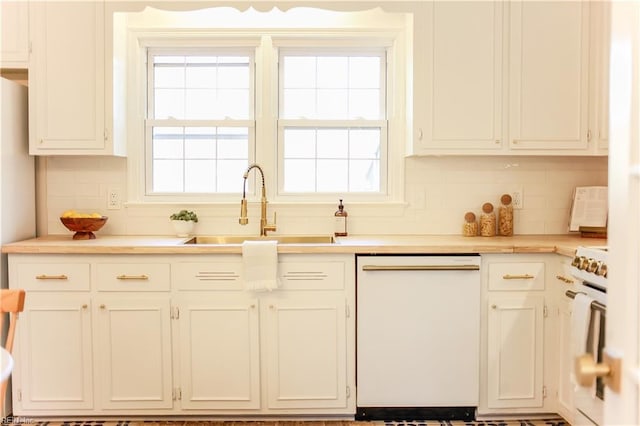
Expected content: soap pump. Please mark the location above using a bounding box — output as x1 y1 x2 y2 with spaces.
334 199 348 237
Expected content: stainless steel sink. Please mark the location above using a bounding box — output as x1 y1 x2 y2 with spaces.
183 235 336 244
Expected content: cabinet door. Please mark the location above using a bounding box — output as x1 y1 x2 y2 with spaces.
509 1 590 151
264 292 348 409
0 1 29 67
487 293 544 409
177 293 260 410
29 1 105 154
14 293 93 411
556 297 575 423
95 296 173 410
592 0 610 152
417 1 503 152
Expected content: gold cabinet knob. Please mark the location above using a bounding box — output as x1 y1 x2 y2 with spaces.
100 304 106 309
575 353 621 393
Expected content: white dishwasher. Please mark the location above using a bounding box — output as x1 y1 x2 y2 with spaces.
356 254 481 421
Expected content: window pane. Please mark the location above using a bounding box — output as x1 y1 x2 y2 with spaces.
317 129 348 158
317 159 348 192
284 129 316 158
150 126 249 194
349 159 380 192
349 129 380 158
284 159 316 192
283 56 316 88
155 89 185 119
317 57 348 88
152 53 251 120
317 89 348 119
185 127 216 158
185 89 217 119
153 160 183 192
218 127 249 159
349 89 381 119
283 89 316 118
217 160 248 192
349 57 380 88
185 160 216 192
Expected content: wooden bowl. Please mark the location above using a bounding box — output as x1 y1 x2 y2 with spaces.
60 216 108 240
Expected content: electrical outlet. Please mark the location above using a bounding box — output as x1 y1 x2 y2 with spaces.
107 187 121 210
512 188 523 209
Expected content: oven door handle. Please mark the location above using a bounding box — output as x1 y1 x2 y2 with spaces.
565 289 606 313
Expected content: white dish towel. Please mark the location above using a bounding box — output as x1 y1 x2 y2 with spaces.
570 292 594 386
242 240 280 291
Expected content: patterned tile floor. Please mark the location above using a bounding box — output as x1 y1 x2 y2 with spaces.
1 418 569 426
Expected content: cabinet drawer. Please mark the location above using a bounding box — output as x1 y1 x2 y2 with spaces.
488 262 545 291
278 261 345 290
173 261 243 291
95 263 170 291
16 263 91 291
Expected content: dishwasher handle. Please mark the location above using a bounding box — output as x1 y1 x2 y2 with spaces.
361 264 480 272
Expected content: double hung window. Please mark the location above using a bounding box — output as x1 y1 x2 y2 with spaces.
146 49 254 195
278 49 387 194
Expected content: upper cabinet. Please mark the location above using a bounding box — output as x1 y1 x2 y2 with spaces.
28 1 123 156
412 0 608 156
416 1 504 152
508 1 590 151
0 1 30 68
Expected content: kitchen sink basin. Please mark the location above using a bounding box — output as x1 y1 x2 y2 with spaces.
183 235 336 244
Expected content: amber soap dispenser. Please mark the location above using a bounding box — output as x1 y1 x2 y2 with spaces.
334 199 348 237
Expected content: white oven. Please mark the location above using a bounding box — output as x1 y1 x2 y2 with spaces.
568 246 608 426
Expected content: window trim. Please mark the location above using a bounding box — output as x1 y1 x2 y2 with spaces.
123 25 408 206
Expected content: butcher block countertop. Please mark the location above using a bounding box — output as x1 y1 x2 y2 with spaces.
1 234 604 257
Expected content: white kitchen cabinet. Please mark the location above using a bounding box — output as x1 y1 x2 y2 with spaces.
176 293 261 410
94 295 173 410
172 254 355 415
486 293 545 409
508 1 590 151
13 293 94 411
265 291 348 410
591 0 610 153
480 254 553 415
28 1 109 155
414 1 503 153
9 256 94 413
414 0 604 156
0 1 29 68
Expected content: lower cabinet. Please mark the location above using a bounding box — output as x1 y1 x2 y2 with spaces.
486 293 545 409
177 293 261 410
8 253 355 417
480 254 553 415
94 296 174 410
15 293 94 411
173 254 354 415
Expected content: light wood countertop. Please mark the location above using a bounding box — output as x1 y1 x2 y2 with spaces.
1 234 605 257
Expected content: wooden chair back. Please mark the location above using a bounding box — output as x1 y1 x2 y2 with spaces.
1 289 26 412
1 289 26 354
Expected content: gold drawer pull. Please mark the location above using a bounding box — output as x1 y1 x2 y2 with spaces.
116 274 149 280
503 274 535 280
36 274 68 280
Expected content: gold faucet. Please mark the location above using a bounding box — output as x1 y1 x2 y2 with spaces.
239 164 277 236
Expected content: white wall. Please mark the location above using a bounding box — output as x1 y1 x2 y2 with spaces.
42 155 607 237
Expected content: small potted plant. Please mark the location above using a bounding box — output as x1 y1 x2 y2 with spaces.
170 209 198 237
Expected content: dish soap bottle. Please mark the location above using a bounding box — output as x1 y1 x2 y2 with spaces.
334 199 348 237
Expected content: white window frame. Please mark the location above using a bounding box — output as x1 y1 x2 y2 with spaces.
121 13 409 207
145 46 256 197
276 45 389 199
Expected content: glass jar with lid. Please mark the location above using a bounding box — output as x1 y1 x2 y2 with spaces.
498 194 514 236
480 202 496 237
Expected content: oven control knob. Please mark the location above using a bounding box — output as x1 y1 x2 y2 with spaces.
578 257 590 270
596 263 608 278
571 255 581 267
587 260 601 273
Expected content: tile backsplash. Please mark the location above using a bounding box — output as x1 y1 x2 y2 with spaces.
43 155 608 237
